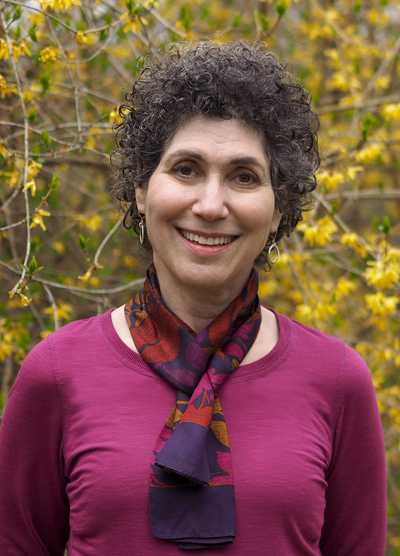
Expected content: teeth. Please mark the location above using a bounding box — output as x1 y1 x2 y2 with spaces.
181 230 234 246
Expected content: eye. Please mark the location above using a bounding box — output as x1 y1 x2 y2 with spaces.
235 171 259 185
173 162 197 178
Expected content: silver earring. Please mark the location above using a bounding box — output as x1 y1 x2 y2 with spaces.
138 215 145 246
268 241 280 264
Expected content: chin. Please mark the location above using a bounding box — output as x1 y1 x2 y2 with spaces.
177 263 231 288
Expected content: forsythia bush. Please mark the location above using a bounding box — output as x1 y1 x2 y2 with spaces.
0 0 399 551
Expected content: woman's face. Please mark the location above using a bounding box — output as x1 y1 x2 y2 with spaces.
135 115 281 295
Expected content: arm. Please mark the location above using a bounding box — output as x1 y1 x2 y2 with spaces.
319 345 387 555
0 338 69 555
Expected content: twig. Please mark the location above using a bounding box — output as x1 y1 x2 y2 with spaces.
0 11 32 300
93 214 124 269
0 259 144 295
2 0 76 32
325 189 400 201
42 284 59 330
0 218 26 231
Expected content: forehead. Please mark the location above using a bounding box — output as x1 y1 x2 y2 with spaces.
162 115 268 165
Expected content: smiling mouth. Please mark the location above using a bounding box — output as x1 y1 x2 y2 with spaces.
177 228 239 246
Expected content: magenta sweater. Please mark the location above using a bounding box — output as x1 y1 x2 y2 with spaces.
0 307 387 555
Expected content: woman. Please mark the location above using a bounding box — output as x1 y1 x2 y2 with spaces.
0 41 387 555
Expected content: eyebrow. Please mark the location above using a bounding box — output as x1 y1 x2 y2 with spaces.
163 149 268 175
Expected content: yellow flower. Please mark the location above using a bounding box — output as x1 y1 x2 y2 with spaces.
17 293 33 307
40 0 81 11
297 216 337 246
346 166 363 181
89 276 100 287
23 179 37 197
365 251 400 290
0 332 13 361
29 13 46 26
295 303 313 322
78 269 93 283
0 74 17 98
12 41 31 60
43 303 73 321
258 279 278 298
0 143 10 158
109 109 123 125
366 8 389 26
315 302 337 321
382 104 400 123
76 31 97 46
30 208 51 231
355 143 383 164
317 170 345 191
38 46 60 63
365 292 398 317
123 255 137 269
122 20 141 34
374 76 390 92
334 277 357 300
340 232 368 258
52 240 65 254
27 161 42 180
77 213 102 232
0 39 9 60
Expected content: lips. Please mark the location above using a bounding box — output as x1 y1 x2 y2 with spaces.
177 228 239 246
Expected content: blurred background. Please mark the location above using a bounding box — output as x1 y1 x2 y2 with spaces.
0 0 399 552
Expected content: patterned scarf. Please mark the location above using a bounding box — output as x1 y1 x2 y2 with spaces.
124 263 261 550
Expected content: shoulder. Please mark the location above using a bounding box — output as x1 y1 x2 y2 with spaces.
11 310 109 393
279 311 375 402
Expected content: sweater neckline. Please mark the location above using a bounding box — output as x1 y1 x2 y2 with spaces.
100 305 291 382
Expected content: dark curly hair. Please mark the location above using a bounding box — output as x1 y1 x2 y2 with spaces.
109 40 320 269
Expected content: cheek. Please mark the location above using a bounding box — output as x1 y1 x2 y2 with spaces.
237 193 275 233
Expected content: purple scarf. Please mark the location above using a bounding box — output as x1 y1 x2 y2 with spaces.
124 264 261 550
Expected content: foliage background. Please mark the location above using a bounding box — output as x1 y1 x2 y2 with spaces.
0 0 399 552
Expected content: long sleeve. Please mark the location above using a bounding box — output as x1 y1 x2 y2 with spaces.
0 338 69 555
319 345 387 555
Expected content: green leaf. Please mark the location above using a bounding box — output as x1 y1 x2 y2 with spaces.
28 255 44 276
28 255 39 274
28 109 39 124
13 25 21 40
13 6 22 22
39 73 51 95
361 113 380 142
79 234 88 250
40 130 52 150
49 174 59 192
179 4 193 32
99 28 109 42
276 1 287 17
373 215 392 235
28 24 38 42
378 215 392 235
232 13 242 28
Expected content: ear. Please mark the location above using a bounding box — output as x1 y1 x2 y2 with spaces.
134 185 147 215
271 207 282 234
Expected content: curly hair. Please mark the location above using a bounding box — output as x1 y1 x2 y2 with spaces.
109 40 320 268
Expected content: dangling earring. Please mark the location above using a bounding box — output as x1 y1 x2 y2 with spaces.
138 214 146 246
264 231 280 271
268 240 280 264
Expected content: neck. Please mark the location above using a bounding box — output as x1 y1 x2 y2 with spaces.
152 262 254 334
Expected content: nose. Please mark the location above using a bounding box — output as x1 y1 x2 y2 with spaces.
191 176 229 221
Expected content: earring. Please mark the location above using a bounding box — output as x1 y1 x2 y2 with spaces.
268 241 280 264
138 214 146 246
263 231 280 271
